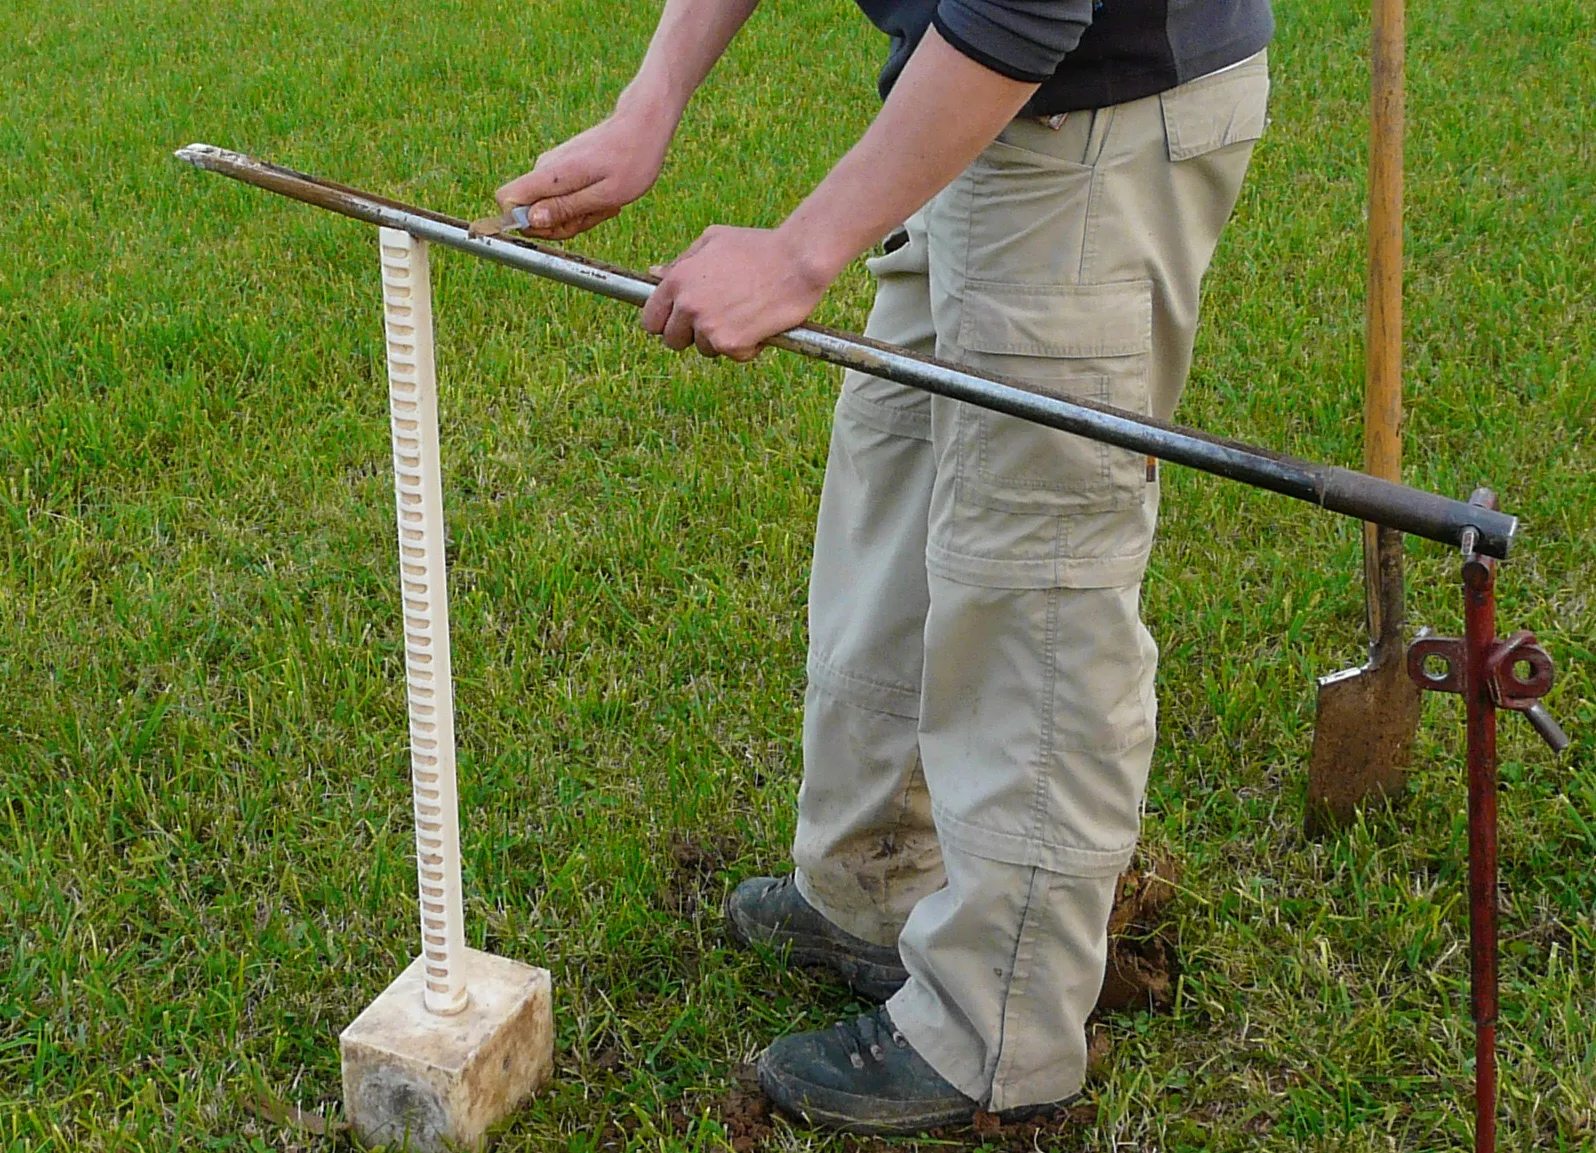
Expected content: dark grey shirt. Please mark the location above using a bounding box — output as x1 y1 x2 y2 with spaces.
854 0 1273 114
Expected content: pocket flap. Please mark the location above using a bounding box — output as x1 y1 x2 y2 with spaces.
1160 58 1270 161
959 279 1153 358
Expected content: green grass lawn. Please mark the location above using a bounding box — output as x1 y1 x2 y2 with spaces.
2 0 1593 1148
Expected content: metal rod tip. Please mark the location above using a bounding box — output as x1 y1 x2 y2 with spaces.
174 143 224 168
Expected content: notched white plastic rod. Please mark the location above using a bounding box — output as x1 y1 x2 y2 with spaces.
379 227 468 1016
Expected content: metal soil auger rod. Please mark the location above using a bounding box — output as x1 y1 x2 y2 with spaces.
175 144 1567 1153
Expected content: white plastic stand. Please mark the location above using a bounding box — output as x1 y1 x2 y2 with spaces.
339 229 552 1152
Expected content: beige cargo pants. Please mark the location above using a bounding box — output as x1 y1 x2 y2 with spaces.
792 52 1269 1111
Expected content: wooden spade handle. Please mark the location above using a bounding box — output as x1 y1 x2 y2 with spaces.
1365 0 1406 656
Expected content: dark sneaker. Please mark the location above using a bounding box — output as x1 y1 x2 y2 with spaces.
725 875 908 1001
756 1007 970 1133
757 1007 1074 1135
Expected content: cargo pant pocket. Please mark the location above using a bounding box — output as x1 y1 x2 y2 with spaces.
953 278 1154 517
924 277 1158 589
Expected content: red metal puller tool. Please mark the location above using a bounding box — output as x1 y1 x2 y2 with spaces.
1407 489 1570 1153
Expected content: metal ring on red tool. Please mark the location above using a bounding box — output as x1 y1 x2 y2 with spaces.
1407 634 1465 695
1484 630 1555 708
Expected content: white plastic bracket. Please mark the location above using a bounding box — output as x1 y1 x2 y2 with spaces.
378 227 468 1016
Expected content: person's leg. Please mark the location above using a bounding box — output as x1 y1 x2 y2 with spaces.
888 580 1155 1110
792 212 948 947
729 213 944 979
890 52 1270 1112
760 52 1271 1126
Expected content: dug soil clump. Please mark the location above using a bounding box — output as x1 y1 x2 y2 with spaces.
1096 847 1182 1014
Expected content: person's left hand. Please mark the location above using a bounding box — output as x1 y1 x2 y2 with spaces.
642 225 832 361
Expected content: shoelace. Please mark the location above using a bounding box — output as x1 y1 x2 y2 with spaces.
834 1009 910 1070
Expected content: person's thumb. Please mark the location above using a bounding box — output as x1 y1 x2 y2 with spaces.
521 182 614 230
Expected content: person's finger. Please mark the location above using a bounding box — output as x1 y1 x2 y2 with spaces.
527 208 617 241
520 182 617 231
640 277 674 335
495 164 575 213
496 161 618 228
723 341 764 363
661 302 696 352
693 325 720 358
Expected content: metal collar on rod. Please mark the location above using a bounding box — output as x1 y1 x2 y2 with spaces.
174 143 1518 559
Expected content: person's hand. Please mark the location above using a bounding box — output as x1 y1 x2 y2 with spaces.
641 225 834 361
495 110 672 241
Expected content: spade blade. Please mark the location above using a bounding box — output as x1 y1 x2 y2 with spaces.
1305 650 1423 835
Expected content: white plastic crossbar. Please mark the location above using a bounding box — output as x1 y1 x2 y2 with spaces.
378 227 469 1016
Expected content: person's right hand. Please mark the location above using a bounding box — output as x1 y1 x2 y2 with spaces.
494 111 672 241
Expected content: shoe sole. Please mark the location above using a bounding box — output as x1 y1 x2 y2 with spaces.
725 896 908 1002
